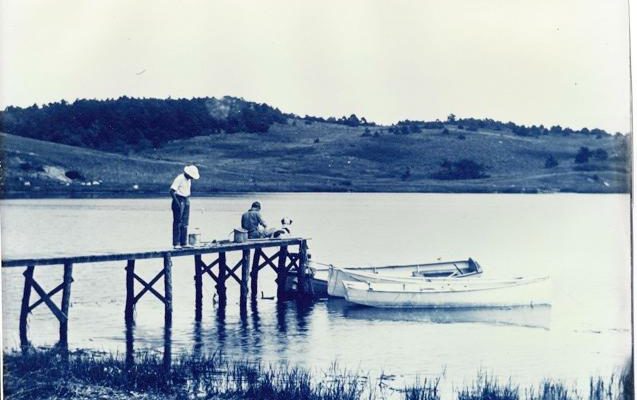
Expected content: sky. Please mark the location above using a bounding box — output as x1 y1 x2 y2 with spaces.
0 0 632 133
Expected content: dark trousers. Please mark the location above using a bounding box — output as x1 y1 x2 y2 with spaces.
172 196 190 246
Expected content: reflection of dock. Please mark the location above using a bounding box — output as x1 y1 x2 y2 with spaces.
2 238 312 356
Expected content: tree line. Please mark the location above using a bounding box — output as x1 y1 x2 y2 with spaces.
0 97 624 154
0 96 289 152
387 114 618 138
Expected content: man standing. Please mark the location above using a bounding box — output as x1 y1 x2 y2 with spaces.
241 201 267 239
170 165 199 247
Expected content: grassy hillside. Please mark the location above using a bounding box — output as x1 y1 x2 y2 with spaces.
0 120 630 197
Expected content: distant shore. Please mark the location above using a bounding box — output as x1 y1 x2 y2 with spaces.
1 118 630 199
1 185 631 200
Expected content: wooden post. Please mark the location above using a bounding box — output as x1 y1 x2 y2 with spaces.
240 249 250 308
125 260 135 324
250 248 261 301
194 254 203 321
298 241 309 297
277 246 288 299
19 266 34 350
59 262 73 348
216 252 227 301
163 254 173 329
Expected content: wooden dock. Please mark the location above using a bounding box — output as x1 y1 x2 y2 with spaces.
2 238 312 351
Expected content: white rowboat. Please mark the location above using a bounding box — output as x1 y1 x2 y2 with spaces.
343 276 551 308
327 258 483 298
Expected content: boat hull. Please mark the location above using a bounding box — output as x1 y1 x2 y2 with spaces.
343 276 551 308
310 276 329 297
327 259 482 298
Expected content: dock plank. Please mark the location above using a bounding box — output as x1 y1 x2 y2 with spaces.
2 238 307 267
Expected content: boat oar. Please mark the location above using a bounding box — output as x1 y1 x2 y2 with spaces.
453 263 464 276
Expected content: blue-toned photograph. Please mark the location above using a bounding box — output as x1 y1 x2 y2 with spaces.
0 1 632 399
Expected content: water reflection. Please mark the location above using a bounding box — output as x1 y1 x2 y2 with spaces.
250 300 261 333
123 296 553 370
125 321 135 369
215 302 227 345
163 324 171 370
293 300 314 333
327 299 552 330
239 305 250 352
192 321 203 359
275 301 288 334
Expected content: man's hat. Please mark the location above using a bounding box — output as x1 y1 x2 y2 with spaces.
184 165 200 180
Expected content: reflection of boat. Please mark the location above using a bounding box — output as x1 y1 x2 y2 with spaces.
343 276 551 308
326 259 483 298
326 298 551 330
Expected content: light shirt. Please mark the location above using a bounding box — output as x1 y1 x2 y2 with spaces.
170 173 191 197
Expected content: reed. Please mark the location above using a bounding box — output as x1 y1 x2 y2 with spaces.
3 348 365 400
457 373 519 400
401 377 441 400
2 348 632 400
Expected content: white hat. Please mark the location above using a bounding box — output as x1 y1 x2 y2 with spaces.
184 165 200 180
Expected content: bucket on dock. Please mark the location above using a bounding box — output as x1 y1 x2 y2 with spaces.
233 228 248 243
188 233 201 246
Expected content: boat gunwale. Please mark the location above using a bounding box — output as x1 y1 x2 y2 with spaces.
335 268 482 283
343 276 551 295
336 259 474 271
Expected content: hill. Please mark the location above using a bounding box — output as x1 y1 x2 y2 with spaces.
0 118 630 197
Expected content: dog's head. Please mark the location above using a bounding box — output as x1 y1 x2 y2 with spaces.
280 218 293 226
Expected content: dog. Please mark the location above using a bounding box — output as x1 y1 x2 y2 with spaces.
270 218 293 238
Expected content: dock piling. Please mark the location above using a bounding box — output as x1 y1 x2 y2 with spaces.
240 249 250 308
59 262 73 348
277 246 288 299
250 249 261 301
298 241 309 296
125 260 135 324
163 254 173 329
216 252 227 301
194 254 203 321
19 266 34 350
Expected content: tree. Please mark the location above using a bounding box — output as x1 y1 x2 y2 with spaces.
401 166 411 180
432 159 489 180
592 148 608 161
447 113 456 123
575 147 591 163
545 155 558 168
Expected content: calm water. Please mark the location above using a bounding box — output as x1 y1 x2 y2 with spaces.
1 194 631 392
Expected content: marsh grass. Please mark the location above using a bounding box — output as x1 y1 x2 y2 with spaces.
401 377 441 400
2 348 633 400
458 373 519 400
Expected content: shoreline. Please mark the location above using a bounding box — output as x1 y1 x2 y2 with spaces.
3 347 632 400
0 188 630 200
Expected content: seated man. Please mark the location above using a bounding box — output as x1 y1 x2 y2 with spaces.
241 201 267 239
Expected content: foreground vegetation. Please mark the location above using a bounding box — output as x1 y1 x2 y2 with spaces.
3 348 632 400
